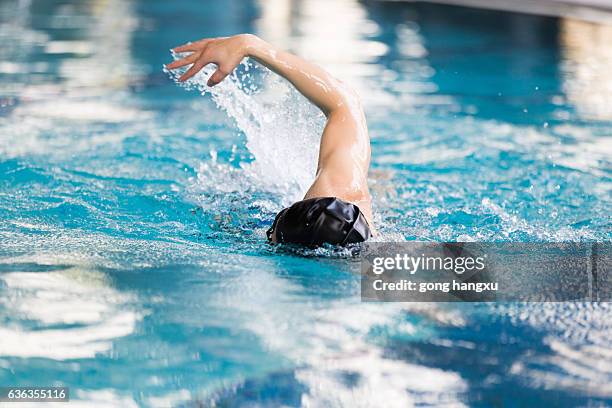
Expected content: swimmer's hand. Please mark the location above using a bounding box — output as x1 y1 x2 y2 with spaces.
167 34 253 85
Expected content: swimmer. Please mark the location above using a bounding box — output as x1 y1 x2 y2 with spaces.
167 34 373 247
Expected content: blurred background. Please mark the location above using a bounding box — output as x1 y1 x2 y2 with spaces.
2 0 612 122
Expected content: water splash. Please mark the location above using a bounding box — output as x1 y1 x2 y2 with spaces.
165 55 325 205
495 302 612 397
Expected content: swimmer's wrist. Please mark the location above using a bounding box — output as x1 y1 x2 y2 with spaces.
238 34 267 59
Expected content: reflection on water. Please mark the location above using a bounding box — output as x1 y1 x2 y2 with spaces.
0 0 611 406
14 0 137 91
0 265 139 360
1 0 145 123
560 18 612 120
502 302 612 399
215 255 467 406
256 0 390 103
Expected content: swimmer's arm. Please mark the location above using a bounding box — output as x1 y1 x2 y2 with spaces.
242 35 353 118
168 34 373 224
242 36 373 223
167 34 370 189
168 34 353 118
239 37 372 204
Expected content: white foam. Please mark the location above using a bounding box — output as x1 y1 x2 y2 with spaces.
165 57 325 202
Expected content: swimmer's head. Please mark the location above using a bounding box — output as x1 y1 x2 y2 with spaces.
266 197 371 247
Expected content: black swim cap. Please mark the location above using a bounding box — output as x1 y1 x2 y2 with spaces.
266 197 371 247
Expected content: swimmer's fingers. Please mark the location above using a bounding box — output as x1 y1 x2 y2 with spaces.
172 44 199 53
207 68 230 87
166 52 200 70
179 60 207 82
172 38 212 53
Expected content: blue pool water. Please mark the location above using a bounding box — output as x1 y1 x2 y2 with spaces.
1 0 611 406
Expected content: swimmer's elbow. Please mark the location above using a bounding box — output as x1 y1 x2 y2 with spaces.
326 82 363 118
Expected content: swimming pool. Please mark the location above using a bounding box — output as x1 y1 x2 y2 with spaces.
0 0 611 406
